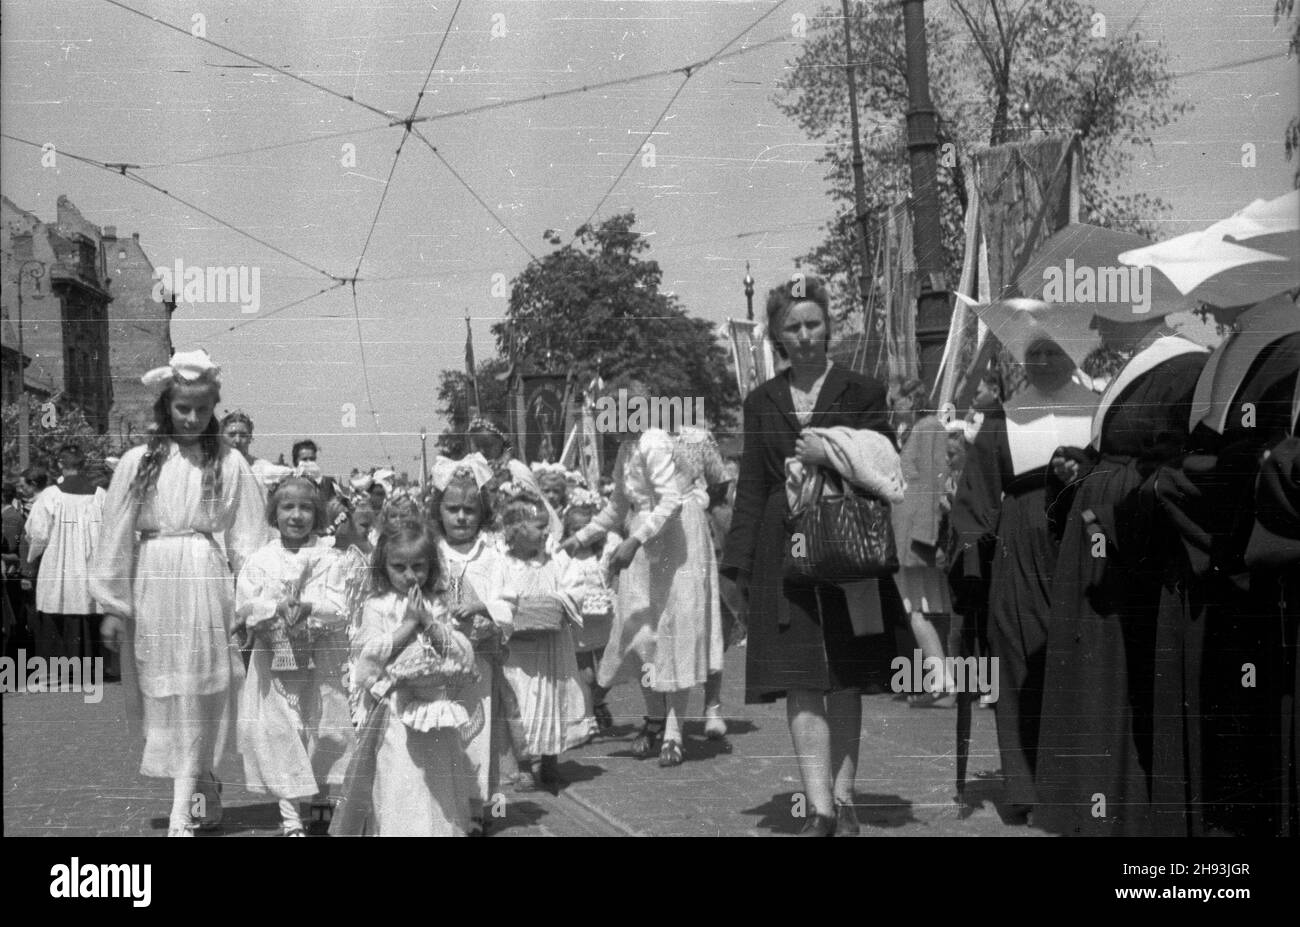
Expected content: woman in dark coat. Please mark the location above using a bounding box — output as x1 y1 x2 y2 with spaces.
721 274 901 837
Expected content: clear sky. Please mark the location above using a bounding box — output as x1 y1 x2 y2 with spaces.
2 0 1295 474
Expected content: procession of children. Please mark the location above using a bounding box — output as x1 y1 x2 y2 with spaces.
89 351 716 837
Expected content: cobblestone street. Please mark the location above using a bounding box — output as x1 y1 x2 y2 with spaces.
4 649 1039 838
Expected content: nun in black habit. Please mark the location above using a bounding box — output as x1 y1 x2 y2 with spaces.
1033 306 1209 837
1245 420 1300 837
948 323 1098 820
1145 292 1300 836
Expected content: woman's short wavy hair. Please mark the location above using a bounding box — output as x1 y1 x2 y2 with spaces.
765 273 833 360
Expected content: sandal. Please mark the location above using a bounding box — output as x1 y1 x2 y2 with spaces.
514 768 541 793
281 823 306 837
630 717 665 759
167 816 196 838
658 738 684 768
593 701 614 734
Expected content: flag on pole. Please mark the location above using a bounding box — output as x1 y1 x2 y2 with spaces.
465 314 482 414
578 402 602 489
727 319 781 397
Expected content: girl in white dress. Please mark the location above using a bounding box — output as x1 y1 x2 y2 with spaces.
561 399 722 768
91 350 265 837
497 489 587 791
337 499 377 726
235 476 355 836
557 490 619 735
431 456 517 829
347 518 478 836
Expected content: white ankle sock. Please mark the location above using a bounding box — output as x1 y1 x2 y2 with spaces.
171 777 196 823
279 798 303 829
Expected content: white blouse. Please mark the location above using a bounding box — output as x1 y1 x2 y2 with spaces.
574 429 682 547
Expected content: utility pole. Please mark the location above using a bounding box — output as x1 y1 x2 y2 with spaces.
901 0 952 389
743 262 755 322
420 427 429 493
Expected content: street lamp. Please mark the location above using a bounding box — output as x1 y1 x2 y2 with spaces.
12 260 47 470
743 261 754 322
420 426 428 494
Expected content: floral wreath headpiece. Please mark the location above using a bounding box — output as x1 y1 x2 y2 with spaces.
466 417 511 449
493 481 545 508
564 487 602 512
564 469 589 488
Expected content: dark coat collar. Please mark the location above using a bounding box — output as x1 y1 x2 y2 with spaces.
765 363 852 433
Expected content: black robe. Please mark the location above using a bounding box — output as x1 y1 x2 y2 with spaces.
720 365 902 704
1147 333 1300 837
1245 434 1300 835
1033 338 1208 837
948 385 1096 812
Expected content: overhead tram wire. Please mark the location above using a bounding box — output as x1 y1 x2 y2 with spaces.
411 129 536 262
189 280 351 341
133 122 396 170
345 1 467 466
572 0 791 237
99 0 397 122
136 37 791 171
410 35 789 127
411 0 466 112
1 133 342 283
348 276 387 460
351 0 466 279
104 0 789 147
577 75 693 233
45 4 802 462
121 172 342 283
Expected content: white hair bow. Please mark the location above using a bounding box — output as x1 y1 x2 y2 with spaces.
430 453 493 492
349 473 374 493
141 349 222 389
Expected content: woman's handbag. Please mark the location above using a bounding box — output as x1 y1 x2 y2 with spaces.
783 465 899 584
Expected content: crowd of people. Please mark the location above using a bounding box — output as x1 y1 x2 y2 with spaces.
2 271 1296 839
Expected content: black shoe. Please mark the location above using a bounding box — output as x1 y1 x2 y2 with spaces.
537 755 563 790
630 717 664 759
798 812 838 837
835 799 860 836
593 701 614 734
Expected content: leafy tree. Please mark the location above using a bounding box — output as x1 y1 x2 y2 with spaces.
1278 0 1300 186
777 0 1188 326
433 355 511 456
2 396 127 481
489 214 739 433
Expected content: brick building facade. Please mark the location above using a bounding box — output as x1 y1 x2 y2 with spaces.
1 195 172 440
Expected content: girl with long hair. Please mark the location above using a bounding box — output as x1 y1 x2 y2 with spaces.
91 350 265 836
